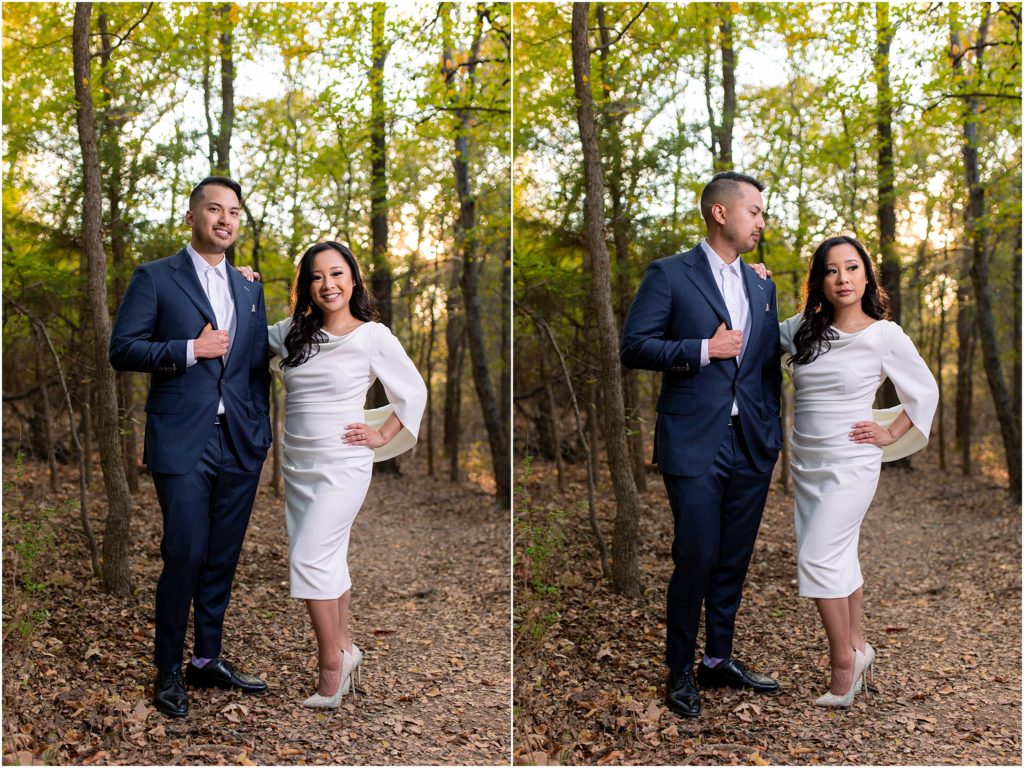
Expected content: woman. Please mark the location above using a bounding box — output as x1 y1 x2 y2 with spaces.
763 236 938 707
245 242 426 708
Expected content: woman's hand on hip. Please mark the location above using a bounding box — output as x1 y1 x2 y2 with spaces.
343 422 387 448
849 420 896 447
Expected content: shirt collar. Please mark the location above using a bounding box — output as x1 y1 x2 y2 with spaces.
700 239 738 274
186 244 226 277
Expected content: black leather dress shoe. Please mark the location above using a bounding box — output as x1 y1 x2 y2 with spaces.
665 667 701 718
185 658 268 694
153 668 188 717
696 658 779 694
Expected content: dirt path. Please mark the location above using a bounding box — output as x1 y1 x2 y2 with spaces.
514 450 1021 765
3 456 510 765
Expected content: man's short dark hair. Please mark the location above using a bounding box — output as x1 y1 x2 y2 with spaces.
700 171 764 223
189 176 242 209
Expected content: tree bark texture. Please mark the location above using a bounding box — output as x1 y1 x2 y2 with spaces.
444 259 465 483
955 267 975 476
215 2 234 176
716 6 736 171
572 2 642 595
369 2 399 474
425 288 437 477
936 277 947 472
501 235 511 451
98 11 139 493
875 3 900 325
873 3 908 463
1013 229 1021 431
954 7 1021 499
211 3 236 264
33 325 58 491
596 4 646 493
444 3 511 508
73 2 134 595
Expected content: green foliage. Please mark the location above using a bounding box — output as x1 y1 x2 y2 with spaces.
3 453 58 595
513 458 572 644
4 3 512 462
514 456 568 597
2 453 62 643
514 2 1021 464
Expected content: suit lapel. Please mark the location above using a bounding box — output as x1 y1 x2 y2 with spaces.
738 260 767 372
225 266 253 370
681 247 731 326
169 249 217 326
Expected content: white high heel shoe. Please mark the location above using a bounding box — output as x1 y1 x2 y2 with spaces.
815 649 867 708
339 644 363 695
854 641 875 694
302 673 343 709
302 645 364 707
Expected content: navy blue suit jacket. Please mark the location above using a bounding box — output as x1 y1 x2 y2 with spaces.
109 248 271 475
620 246 782 477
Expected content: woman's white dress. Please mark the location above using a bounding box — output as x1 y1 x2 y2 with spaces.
268 320 427 599
780 316 938 599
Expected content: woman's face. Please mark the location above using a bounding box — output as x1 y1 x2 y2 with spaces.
308 249 356 317
821 242 868 310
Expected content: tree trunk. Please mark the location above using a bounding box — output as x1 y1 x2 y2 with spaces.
34 326 59 491
98 11 139 494
368 2 399 475
780 379 792 493
526 306 608 574
954 6 1021 499
73 2 133 595
81 379 94 485
716 6 736 171
443 4 510 508
211 3 235 264
572 2 642 595
425 287 437 477
243 203 264 275
874 4 907 443
215 2 234 176
587 382 600 489
501 235 511 451
1013 229 1021 431
270 374 283 495
955 256 975 476
539 341 565 490
444 260 465 483
596 4 646 493
937 277 948 472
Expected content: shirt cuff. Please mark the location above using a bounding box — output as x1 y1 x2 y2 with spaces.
700 339 710 367
186 339 197 368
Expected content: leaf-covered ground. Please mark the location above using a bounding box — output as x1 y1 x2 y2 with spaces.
514 449 1021 765
3 454 510 765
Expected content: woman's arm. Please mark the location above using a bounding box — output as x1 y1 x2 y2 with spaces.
343 413 402 448
849 411 913 447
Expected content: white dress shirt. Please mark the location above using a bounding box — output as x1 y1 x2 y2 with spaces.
185 245 235 415
699 240 750 416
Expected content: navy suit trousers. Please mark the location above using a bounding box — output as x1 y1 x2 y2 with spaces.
662 422 772 673
151 422 261 672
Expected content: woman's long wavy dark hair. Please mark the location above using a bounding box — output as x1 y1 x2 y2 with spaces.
281 241 378 367
790 235 890 365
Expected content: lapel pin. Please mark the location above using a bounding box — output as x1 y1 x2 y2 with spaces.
251 304 256 312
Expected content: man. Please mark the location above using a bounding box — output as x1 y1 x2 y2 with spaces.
620 171 782 718
110 176 272 718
